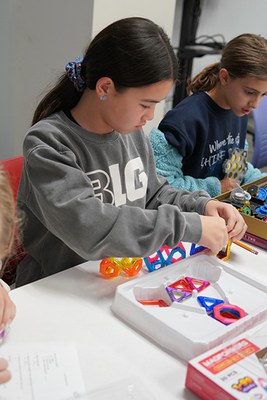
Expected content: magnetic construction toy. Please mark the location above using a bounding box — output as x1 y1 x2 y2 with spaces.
143 242 186 272
136 275 247 325
100 243 187 279
216 239 232 261
99 257 142 278
223 183 267 222
100 240 233 280
143 241 231 273
223 147 248 184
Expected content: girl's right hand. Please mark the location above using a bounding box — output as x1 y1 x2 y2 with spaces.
220 177 238 194
198 215 229 255
0 358 11 384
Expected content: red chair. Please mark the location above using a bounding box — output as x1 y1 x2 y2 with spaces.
1 156 24 200
0 156 26 285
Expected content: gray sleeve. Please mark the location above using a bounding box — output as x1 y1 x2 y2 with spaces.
23 144 208 260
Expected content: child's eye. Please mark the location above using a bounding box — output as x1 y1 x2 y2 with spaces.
244 89 255 96
141 104 150 109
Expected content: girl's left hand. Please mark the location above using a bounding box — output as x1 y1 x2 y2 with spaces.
205 200 247 242
0 358 11 384
0 285 16 332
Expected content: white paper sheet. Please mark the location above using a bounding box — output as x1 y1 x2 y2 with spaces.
0 341 86 400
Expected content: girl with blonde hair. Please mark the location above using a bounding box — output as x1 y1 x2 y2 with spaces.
0 166 17 383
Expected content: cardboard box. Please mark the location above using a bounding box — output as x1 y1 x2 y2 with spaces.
216 177 267 242
185 323 267 400
242 231 267 251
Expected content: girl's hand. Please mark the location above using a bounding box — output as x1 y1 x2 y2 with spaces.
198 215 229 255
0 358 11 384
220 177 238 193
205 200 247 241
0 285 16 332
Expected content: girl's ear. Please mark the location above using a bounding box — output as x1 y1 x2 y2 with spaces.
219 68 230 86
96 77 114 97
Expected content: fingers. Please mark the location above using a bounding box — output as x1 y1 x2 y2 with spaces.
225 206 247 241
204 247 221 257
209 234 229 255
0 287 16 331
0 358 11 384
205 201 247 243
199 215 229 255
228 219 247 241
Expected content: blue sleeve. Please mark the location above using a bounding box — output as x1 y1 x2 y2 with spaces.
242 162 267 184
242 138 267 184
149 128 221 197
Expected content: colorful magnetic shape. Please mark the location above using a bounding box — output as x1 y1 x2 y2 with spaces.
99 258 120 278
169 277 210 293
137 299 169 307
216 240 232 261
168 278 193 292
163 244 186 264
189 243 206 256
144 242 186 272
99 257 142 278
197 296 224 315
166 287 192 303
185 277 210 292
213 303 247 325
120 257 143 277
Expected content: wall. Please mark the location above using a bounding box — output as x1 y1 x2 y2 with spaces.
0 0 94 159
91 0 177 136
191 0 267 75
1 0 267 158
0 0 176 158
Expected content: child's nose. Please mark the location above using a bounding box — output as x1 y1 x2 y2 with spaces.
145 107 155 121
251 95 263 109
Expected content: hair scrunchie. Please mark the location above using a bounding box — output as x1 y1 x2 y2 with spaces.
65 56 86 92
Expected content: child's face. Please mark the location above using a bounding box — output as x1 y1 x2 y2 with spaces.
224 76 267 117
102 80 173 134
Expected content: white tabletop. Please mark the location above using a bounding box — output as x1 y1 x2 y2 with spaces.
7 241 267 399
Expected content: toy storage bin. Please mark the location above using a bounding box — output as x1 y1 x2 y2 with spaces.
112 253 267 361
216 176 267 242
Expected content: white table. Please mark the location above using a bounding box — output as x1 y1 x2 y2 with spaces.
7 241 267 399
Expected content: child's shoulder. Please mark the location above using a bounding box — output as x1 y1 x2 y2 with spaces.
176 92 209 108
161 92 210 126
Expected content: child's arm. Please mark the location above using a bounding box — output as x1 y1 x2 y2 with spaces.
242 161 267 184
149 128 221 197
241 138 267 184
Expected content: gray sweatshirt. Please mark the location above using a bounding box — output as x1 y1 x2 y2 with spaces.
16 111 210 286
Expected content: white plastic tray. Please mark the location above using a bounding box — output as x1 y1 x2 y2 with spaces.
111 253 267 361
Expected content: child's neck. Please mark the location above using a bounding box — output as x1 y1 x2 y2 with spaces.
206 86 231 110
71 89 114 134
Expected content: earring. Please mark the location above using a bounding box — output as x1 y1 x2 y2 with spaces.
99 95 107 102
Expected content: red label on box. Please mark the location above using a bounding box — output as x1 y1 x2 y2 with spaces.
199 339 260 374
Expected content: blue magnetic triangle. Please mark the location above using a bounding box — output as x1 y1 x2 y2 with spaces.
190 243 206 256
197 296 224 314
